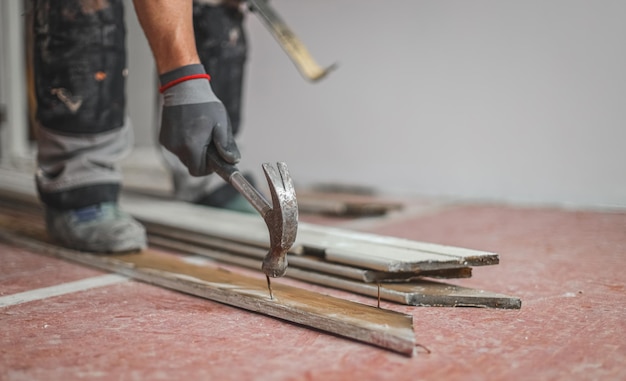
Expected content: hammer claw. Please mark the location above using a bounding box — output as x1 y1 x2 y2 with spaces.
262 163 297 218
260 162 298 278
206 148 299 280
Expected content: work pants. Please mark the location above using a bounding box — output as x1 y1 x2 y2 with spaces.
32 0 247 210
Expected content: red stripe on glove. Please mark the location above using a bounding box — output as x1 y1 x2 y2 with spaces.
159 73 211 93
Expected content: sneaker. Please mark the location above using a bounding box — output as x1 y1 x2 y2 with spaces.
45 202 147 253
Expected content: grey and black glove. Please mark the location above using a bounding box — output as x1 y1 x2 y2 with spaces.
159 64 240 176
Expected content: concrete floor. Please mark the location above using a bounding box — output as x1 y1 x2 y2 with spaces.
1 195 625 380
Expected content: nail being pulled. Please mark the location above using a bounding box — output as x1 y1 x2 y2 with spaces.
266 275 273 300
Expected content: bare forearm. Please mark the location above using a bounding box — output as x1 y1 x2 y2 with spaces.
132 0 199 74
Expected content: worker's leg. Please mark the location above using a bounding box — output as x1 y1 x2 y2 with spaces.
162 0 253 212
33 0 146 252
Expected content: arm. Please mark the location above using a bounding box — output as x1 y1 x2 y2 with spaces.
132 0 199 74
132 0 241 175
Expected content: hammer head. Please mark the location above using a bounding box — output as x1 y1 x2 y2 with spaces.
260 162 298 278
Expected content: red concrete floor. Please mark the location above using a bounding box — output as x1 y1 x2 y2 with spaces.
1 198 625 380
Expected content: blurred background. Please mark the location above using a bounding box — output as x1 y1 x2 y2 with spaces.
2 0 625 209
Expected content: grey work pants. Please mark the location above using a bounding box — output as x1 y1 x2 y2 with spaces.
33 0 247 210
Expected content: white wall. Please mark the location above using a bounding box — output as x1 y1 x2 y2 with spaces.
129 1 626 209
124 0 157 146
238 0 626 209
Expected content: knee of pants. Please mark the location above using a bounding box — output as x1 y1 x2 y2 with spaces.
33 0 127 134
35 122 134 210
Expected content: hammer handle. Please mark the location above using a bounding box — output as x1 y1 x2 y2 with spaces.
206 145 272 217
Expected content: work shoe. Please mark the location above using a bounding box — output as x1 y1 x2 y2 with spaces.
45 202 147 253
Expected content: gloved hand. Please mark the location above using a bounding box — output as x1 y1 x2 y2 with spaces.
159 64 240 177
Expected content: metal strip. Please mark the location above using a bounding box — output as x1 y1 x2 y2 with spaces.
0 274 128 308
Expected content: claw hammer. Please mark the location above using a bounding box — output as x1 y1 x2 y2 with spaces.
206 147 298 298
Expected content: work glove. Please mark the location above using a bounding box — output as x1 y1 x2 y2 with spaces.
159 64 240 177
